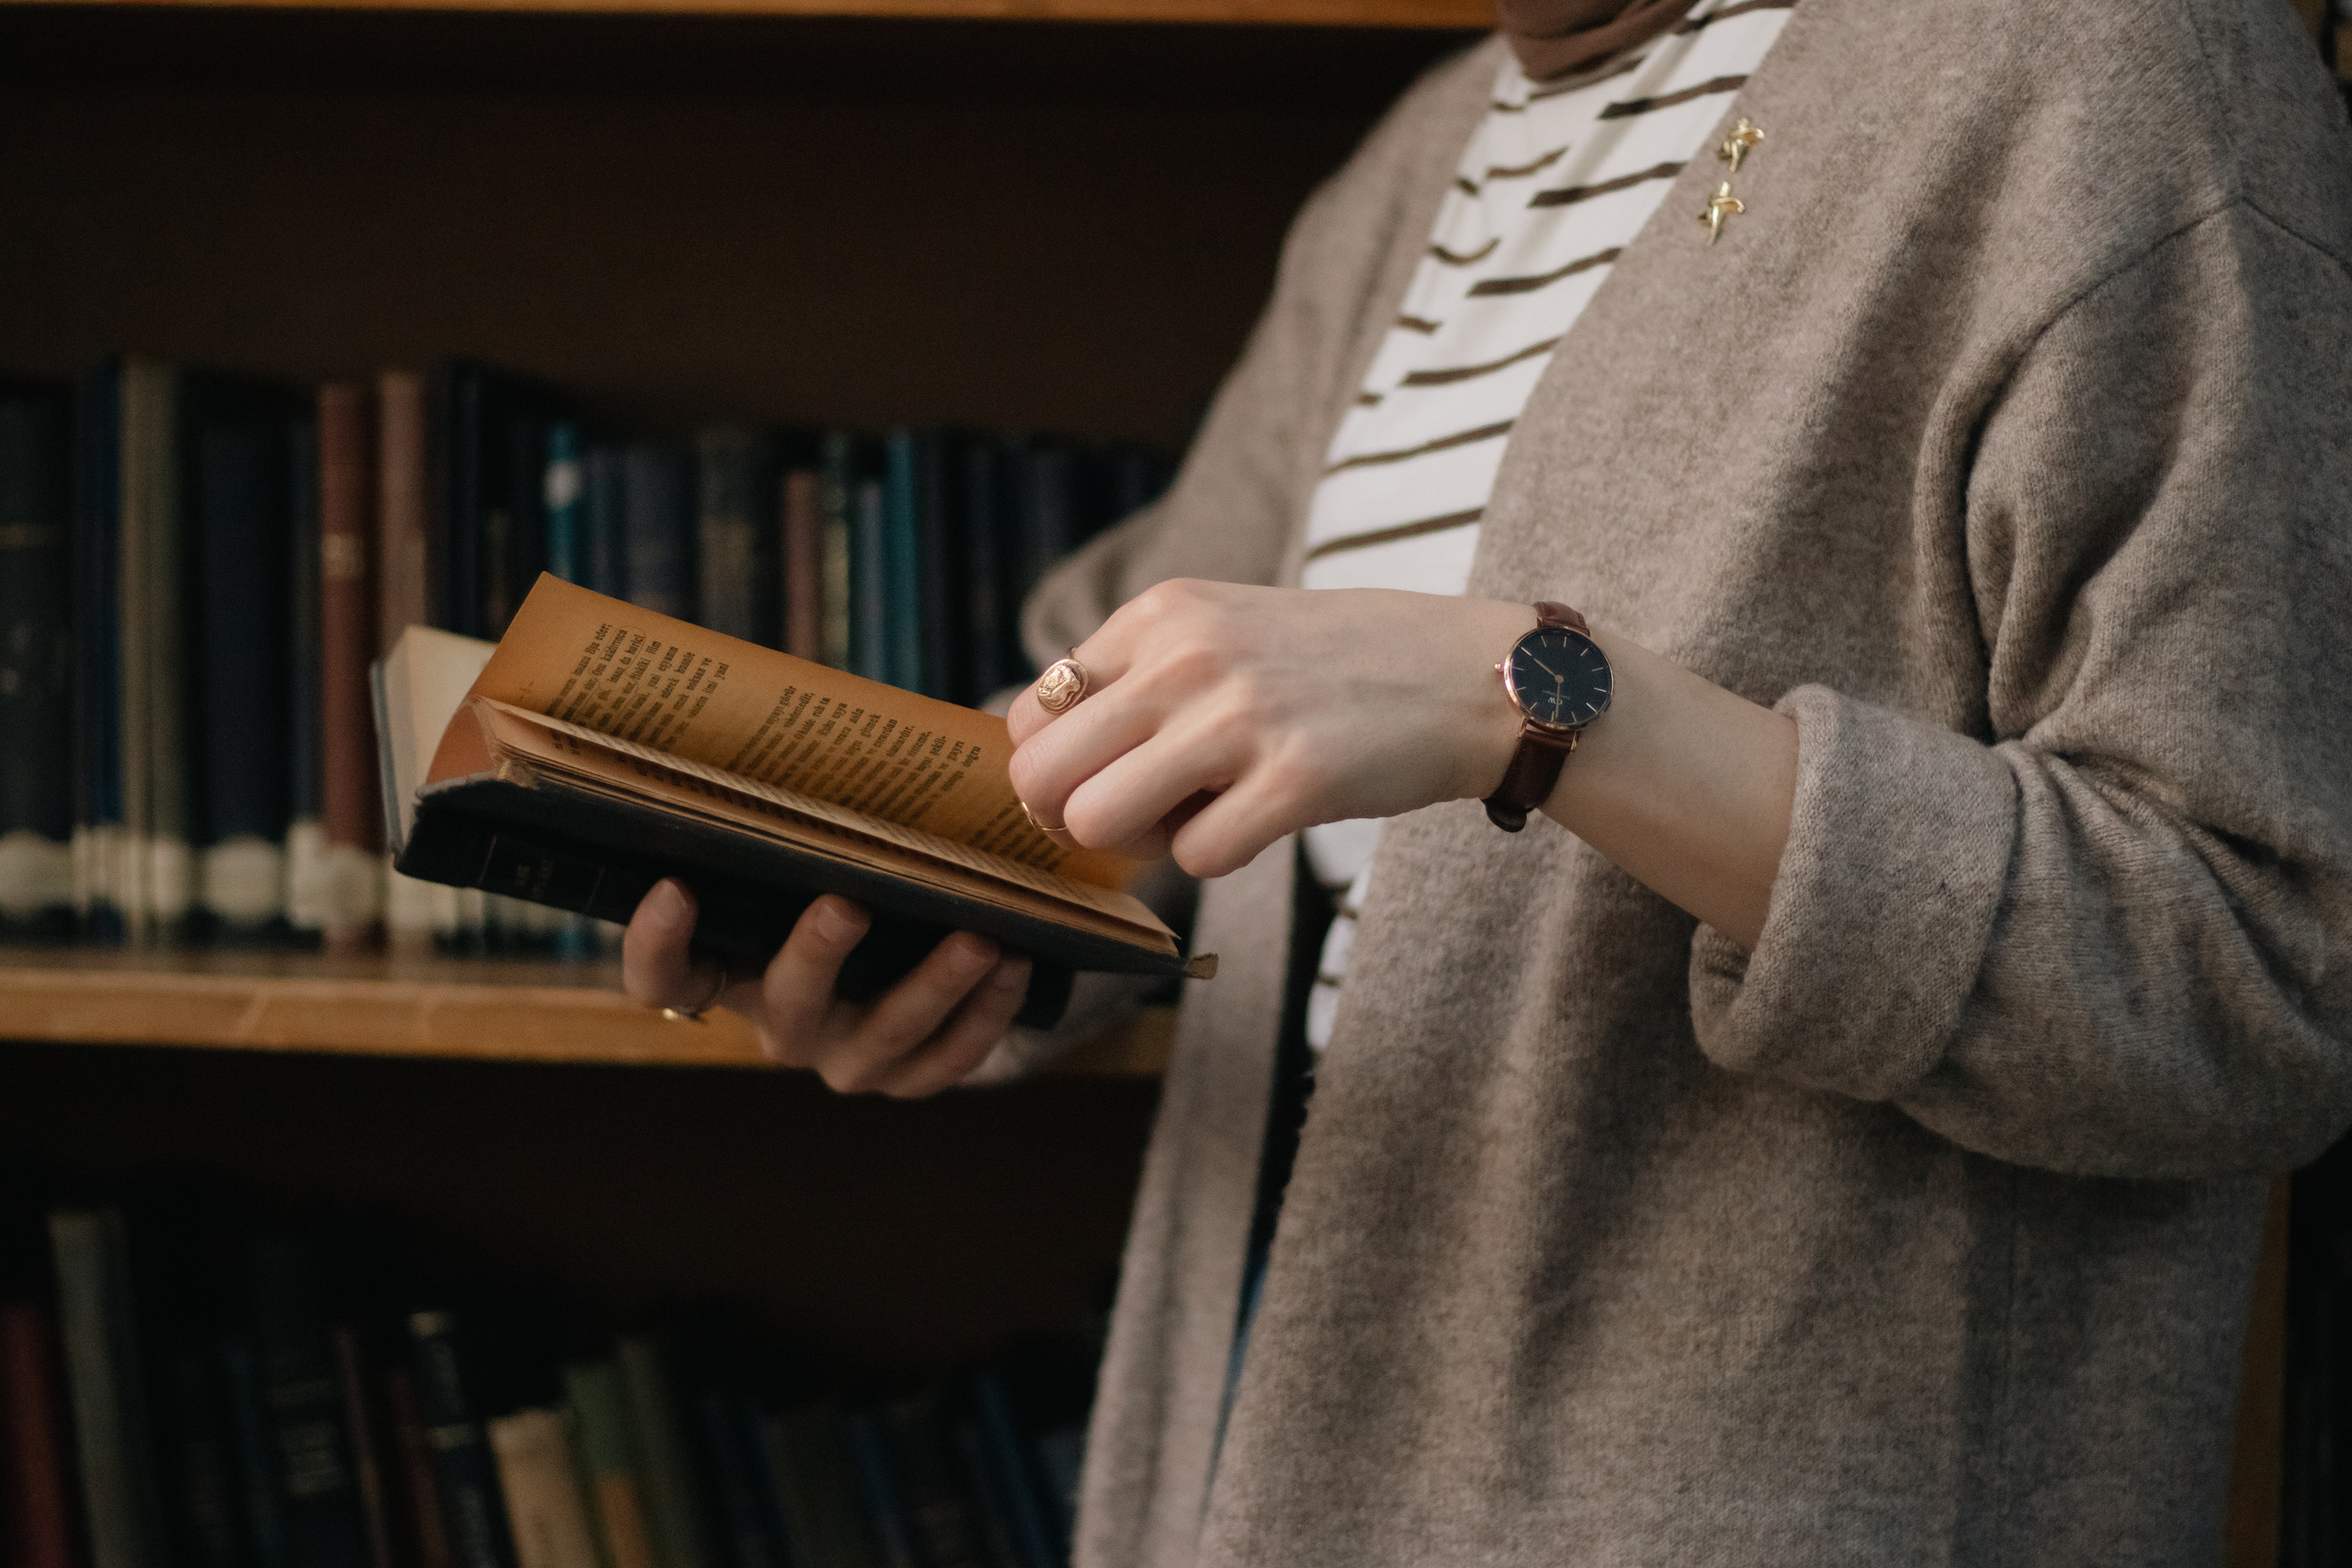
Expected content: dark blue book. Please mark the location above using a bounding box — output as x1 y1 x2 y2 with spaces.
0 377 76 938
1005 441 1084 679
284 416 324 946
697 428 781 651
543 423 584 586
582 445 627 603
249 1239 367 1568
183 379 306 942
852 474 889 687
622 444 696 623
840 1412 920 1568
958 441 1011 708
428 364 569 641
907 432 967 705
222 1339 295 1568
163 1350 246 1568
881 433 922 696
969 1374 1056 1568
71 360 124 944
694 1394 786 1568
404 1312 515 1568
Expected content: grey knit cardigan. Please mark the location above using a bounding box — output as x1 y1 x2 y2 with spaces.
1020 2 2352 1562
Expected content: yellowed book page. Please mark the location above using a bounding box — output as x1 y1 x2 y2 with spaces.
445 573 1132 887
468 701 1175 954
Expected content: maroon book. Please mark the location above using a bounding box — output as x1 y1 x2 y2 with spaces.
384 1365 455 1568
319 383 384 949
0 1300 79 1568
782 466 823 665
375 371 430 659
330 1326 397 1568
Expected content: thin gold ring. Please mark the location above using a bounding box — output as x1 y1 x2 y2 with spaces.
660 966 729 1024
1035 653 1090 714
1020 800 1068 835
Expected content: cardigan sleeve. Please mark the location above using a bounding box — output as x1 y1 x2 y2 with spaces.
1688 201 2352 1180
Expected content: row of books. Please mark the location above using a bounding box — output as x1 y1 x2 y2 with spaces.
0 1192 1094 1568
0 366 1172 951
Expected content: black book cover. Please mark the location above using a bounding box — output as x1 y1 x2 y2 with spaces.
429 365 570 642
249 1239 368 1568
404 1312 516 1568
0 377 76 936
392 775 1084 1030
182 376 308 939
696 429 782 652
909 432 967 708
71 360 123 943
694 1396 783 1568
287 418 324 840
623 444 696 625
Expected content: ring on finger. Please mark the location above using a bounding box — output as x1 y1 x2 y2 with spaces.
1020 799 1068 834
660 965 729 1024
1035 652 1090 714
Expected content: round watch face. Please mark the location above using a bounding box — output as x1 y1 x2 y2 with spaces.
1504 625 1612 728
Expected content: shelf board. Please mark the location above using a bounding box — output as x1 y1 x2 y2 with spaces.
0 0 1490 24
0 950 1173 1075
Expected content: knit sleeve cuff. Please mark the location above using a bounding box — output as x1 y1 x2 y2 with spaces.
1688 685 2019 1102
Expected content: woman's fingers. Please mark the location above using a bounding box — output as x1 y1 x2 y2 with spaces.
752 895 873 1064
621 879 728 1014
871 955 1035 1099
793 927 1004 1093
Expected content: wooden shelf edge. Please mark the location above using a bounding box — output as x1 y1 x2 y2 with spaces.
0 0 1491 27
0 954 1173 1077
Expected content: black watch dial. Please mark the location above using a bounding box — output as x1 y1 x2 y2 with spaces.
1505 625 1612 728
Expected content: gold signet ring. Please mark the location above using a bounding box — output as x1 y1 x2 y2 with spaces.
1035 655 1090 714
1020 800 1067 834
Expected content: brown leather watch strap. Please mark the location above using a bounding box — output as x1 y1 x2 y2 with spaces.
1483 600 1594 833
1483 724 1577 832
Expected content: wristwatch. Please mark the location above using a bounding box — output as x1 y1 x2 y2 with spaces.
1483 601 1613 832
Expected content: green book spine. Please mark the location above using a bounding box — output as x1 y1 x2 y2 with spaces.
612 1339 708 1568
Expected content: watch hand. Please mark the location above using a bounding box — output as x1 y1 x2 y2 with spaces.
1530 656 1562 680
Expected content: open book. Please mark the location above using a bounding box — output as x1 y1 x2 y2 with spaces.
372 575 1204 1029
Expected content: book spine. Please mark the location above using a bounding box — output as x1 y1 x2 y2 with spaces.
621 446 694 624
492 413 552 640
485 1411 602 1568
839 1413 918 1568
318 383 384 950
910 433 963 706
191 412 294 937
779 469 822 667
817 434 856 674
223 1339 295 1568
0 1300 80 1568
71 359 125 944
760 1407 880 1568
435 366 481 641
0 380 77 934
958 441 1008 709
851 477 888 686
406 1312 516 1568
695 429 778 651
328 1328 400 1568
384 1367 457 1568
612 1339 708 1568
581 447 625 603
375 371 431 656
163 1350 246 1568
690 1396 778 1568
249 1239 368 1568
880 432 922 696
285 415 327 943
122 358 188 942
545 425 584 585
969 1374 1055 1568
48 1208 172 1568
560 1363 656 1568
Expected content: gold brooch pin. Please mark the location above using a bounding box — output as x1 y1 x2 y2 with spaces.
1698 182 1745 245
1716 118 1764 173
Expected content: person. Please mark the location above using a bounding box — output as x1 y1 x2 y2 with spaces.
624 0 2352 1560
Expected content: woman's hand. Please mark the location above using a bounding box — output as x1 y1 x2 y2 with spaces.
620 879 1032 1096
1006 577 1800 949
1006 580 1534 877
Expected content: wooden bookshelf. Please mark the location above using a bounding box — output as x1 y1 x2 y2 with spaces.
0 949 1175 1072
4 0 1490 22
